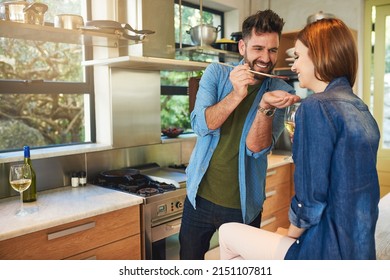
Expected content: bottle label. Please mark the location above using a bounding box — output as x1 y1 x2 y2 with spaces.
71 177 79 188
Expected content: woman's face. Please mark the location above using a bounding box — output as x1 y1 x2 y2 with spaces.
291 40 325 93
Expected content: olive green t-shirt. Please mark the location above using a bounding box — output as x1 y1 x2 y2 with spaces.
197 84 261 209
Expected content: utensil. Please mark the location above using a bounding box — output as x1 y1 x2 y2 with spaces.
286 47 295 58
187 24 221 46
86 20 154 35
0 1 47 25
54 14 84 30
54 14 83 29
217 62 290 80
9 163 32 216
24 2 47 25
307 11 335 24
121 23 155 35
212 38 238 52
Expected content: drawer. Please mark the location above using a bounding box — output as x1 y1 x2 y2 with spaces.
0 206 140 260
65 235 141 260
262 181 291 217
266 164 291 187
261 206 290 232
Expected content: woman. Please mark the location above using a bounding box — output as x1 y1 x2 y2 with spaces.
218 18 381 260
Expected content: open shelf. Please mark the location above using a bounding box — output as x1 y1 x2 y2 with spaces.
82 55 209 71
0 21 145 48
177 45 241 61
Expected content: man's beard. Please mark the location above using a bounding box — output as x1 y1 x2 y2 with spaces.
243 53 275 80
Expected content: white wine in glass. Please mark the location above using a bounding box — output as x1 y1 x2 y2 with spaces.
9 164 32 216
284 103 300 160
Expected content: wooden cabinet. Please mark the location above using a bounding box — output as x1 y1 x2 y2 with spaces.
261 164 293 232
0 206 141 260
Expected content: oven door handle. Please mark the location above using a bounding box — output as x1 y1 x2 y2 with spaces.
165 220 181 230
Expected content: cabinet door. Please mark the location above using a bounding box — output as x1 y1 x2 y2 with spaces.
0 206 140 260
261 164 293 231
64 235 141 260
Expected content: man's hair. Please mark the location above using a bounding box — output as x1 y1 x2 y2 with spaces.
241 9 285 40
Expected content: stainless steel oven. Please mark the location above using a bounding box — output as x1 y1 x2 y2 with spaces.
93 163 187 260
139 164 187 260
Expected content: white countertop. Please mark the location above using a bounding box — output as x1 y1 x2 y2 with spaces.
0 155 291 242
267 153 292 169
0 185 143 242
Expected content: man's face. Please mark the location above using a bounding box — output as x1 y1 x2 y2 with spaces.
238 29 280 76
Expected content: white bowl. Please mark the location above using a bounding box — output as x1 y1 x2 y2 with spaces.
286 47 295 58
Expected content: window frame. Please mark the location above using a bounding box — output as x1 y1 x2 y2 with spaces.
160 0 225 97
0 0 96 150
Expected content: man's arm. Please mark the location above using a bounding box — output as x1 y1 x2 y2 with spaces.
246 90 300 153
205 63 256 130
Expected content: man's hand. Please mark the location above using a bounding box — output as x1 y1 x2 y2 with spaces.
229 63 256 99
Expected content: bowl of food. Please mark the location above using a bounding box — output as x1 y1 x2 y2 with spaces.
162 127 184 138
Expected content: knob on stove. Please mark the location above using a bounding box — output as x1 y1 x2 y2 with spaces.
176 201 183 209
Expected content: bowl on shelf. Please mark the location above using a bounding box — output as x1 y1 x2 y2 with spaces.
286 47 295 58
162 127 184 138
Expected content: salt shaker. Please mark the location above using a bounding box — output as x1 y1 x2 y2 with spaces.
79 171 87 186
71 172 79 187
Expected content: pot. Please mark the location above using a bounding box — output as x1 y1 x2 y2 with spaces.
0 1 47 25
54 14 84 30
212 38 238 52
230 32 242 42
307 11 335 24
187 24 221 46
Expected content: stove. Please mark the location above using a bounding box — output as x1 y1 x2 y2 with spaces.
94 171 178 197
93 163 187 259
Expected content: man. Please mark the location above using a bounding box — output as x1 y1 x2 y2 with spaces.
179 9 300 260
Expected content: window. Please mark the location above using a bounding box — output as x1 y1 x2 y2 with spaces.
0 0 93 152
160 0 224 132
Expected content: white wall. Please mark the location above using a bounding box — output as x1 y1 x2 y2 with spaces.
269 0 363 32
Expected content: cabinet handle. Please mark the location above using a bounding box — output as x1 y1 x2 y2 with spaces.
166 220 181 230
260 216 276 227
266 170 277 177
47 221 96 240
265 189 277 198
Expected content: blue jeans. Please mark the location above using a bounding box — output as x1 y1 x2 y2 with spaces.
179 195 261 260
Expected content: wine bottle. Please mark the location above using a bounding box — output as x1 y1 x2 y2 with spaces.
22 146 37 202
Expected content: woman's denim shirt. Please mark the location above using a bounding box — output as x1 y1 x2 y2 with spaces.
185 61 294 223
285 77 381 259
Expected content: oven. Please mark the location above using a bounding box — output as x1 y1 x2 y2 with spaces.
93 163 187 260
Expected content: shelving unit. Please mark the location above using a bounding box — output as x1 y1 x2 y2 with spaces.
0 21 144 48
177 45 241 62
82 55 209 71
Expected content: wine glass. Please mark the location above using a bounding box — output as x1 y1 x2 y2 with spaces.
284 103 300 161
9 163 32 216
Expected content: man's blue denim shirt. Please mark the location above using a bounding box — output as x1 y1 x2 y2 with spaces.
185 61 295 223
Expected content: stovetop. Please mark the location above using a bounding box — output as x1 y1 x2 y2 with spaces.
94 172 177 197
92 163 186 199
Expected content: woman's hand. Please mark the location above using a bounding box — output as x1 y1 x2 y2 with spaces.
260 90 301 109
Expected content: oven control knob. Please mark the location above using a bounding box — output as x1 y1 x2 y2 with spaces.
176 201 183 209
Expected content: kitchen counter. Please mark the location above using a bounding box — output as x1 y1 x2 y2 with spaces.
268 153 292 169
0 185 143 242
0 154 291 243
